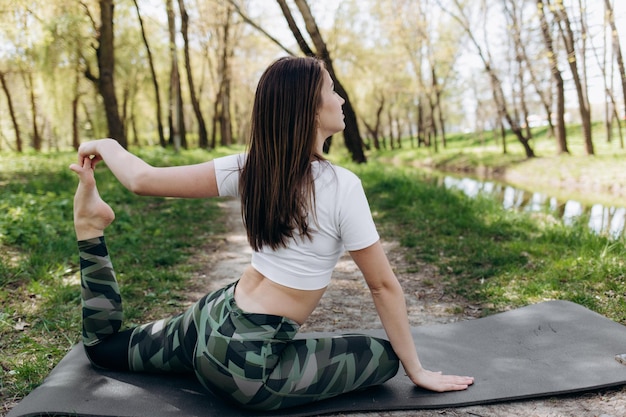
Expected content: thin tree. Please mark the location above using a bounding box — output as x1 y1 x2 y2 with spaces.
228 0 297 56
549 0 594 155
211 2 234 147
72 57 82 150
503 2 532 140
605 0 626 119
503 1 556 145
277 0 367 163
166 0 186 150
536 0 568 153
588 0 622 146
178 0 208 148
604 0 625 147
441 0 535 157
397 0 456 151
24 71 42 151
132 0 166 147
0 71 23 152
394 0 429 151
84 0 127 148
362 94 385 150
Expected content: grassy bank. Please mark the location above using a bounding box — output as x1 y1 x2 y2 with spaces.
348 161 626 322
375 121 626 208
344 122 626 322
2 135 625 413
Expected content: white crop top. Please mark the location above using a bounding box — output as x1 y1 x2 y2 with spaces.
213 153 379 290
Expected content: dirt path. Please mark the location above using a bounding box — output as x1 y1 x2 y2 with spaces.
190 198 626 417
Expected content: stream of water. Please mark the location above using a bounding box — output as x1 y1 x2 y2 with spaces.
437 175 626 239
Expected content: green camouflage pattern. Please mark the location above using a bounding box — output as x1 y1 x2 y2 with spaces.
79 237 399 410
79 237 123 347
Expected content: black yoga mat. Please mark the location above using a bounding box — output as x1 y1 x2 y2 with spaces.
7 300 626 417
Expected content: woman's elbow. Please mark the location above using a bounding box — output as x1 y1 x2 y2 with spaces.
127 170 152 195
367 276 402 298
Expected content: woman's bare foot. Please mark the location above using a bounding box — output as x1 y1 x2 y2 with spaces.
70 158 115 240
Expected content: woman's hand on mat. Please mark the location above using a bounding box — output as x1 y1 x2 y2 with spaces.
410 368 474 392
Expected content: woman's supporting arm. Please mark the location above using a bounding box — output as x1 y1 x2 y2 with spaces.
350 241 474 392
76 138 219 198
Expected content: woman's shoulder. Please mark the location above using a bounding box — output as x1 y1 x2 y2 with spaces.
314 160 362 190
323 160 359 178
214 152 245 169
214 153 246 197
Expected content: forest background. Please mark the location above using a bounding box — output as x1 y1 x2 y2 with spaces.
3 0 626 415
1 0 626 160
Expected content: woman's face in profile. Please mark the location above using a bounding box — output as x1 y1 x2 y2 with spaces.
316 69 346 143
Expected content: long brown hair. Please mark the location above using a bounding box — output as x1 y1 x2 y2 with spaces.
240 56 325 251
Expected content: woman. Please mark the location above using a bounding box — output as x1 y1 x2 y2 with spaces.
70 56 473 410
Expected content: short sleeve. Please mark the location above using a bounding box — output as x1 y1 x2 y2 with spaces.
213 154 245 197
338 177 379 251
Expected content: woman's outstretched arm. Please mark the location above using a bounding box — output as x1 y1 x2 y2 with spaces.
76 138 219 198
350 241 474 392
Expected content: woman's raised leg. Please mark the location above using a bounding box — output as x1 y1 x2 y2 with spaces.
71 158 133 370
71 158 196 372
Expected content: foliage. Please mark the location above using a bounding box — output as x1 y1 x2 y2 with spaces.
1 0 624 162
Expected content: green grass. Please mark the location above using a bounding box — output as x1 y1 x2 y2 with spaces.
339 121 626 322
0 147 234 409
346 161 626 320
2 129 626 411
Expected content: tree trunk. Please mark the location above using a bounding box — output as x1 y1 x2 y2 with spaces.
445 0 534 157
280 0 367 163
407 107 415 148
387 108 395 149
426 92 438 153
72 95 80 150
499 117 507 155
130 102 139 146
166 0 186 150
133 0 165 147
219 77 233 146
0 71 23 152
432 67 447 149
72 53 82 150
416 99 425 148
96 0 127 147
363 95 384 150
122 84 130 141
492 69 534 157
551 0 594 155
229 0 296 56
537 0 568 154
276 0 314 56
605 0 626 121
178 0 208 148
23 71 42 151
218 3 233 146
211 87 220 149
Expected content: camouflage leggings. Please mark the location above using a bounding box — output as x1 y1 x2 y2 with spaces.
79 237 399 410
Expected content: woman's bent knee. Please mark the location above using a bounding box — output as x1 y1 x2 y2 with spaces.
83 329 132 371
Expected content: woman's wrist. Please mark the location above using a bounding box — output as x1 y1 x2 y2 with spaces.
402 360 424 381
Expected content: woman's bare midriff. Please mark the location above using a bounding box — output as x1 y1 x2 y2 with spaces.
234 265 326 325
